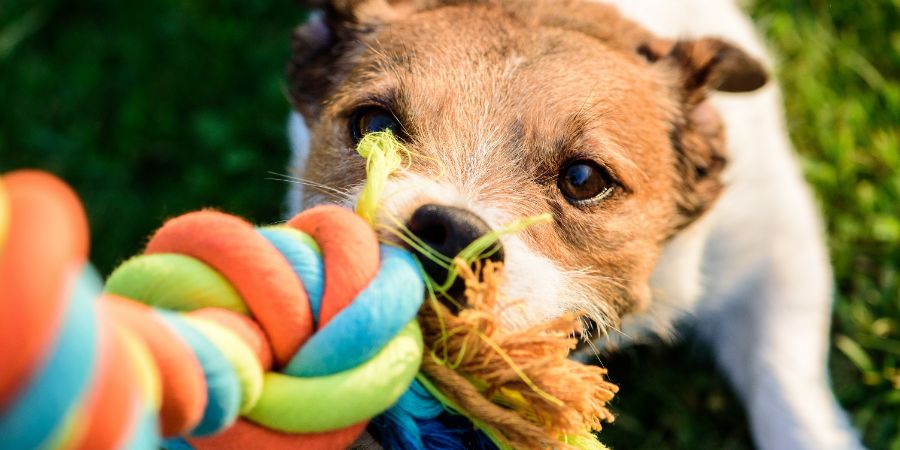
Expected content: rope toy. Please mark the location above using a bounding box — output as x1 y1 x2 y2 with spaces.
0 133 617 450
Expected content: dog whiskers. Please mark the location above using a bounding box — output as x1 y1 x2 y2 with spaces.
267 172 355 201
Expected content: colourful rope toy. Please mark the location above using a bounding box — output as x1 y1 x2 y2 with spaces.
0 133 617 450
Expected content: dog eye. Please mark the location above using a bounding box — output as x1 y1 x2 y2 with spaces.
558 160 616 204
349 106 401 143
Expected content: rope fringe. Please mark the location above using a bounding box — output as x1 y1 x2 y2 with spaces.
419 259 618 449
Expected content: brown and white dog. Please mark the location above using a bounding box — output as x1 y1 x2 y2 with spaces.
285 0 863 448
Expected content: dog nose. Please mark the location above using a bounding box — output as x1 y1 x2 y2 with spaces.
406 204 504 296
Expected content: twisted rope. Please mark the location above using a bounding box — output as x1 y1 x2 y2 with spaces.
0 171 424 449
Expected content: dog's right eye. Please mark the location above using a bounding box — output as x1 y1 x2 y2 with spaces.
349 106 401 143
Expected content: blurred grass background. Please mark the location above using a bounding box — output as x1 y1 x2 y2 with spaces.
0 0 897 448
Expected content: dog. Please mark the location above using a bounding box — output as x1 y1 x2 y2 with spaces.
284 0 863 448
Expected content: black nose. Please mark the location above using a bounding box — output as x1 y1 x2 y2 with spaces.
406 204 504 297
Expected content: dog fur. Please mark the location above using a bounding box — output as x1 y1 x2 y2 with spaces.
285 1 864 448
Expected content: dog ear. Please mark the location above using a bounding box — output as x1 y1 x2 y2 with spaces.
654 38 768 232
638 37 768 98
288 0 436 118
664 38 768 98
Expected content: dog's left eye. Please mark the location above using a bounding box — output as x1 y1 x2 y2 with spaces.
558 160 616 204
349 106 401 143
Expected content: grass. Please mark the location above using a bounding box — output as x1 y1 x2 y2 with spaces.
0 0 304 269
756 0 900 446
0 0 897 448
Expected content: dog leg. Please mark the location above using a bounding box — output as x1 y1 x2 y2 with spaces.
697 205 864 449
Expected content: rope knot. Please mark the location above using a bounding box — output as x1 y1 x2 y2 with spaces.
0 171 426 450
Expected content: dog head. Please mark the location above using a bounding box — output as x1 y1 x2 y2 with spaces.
287 0 767 333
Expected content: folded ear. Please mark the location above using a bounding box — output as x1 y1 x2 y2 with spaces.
288 0 435 118
655 38 767 231
664 37 768 100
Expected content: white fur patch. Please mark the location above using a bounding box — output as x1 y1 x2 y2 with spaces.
286 112 311 217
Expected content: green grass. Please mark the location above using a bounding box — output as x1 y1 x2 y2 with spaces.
758 0 900 446
0 0 304 270
0 0 897 448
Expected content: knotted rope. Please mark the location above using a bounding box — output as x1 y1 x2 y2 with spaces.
0 171 423 449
